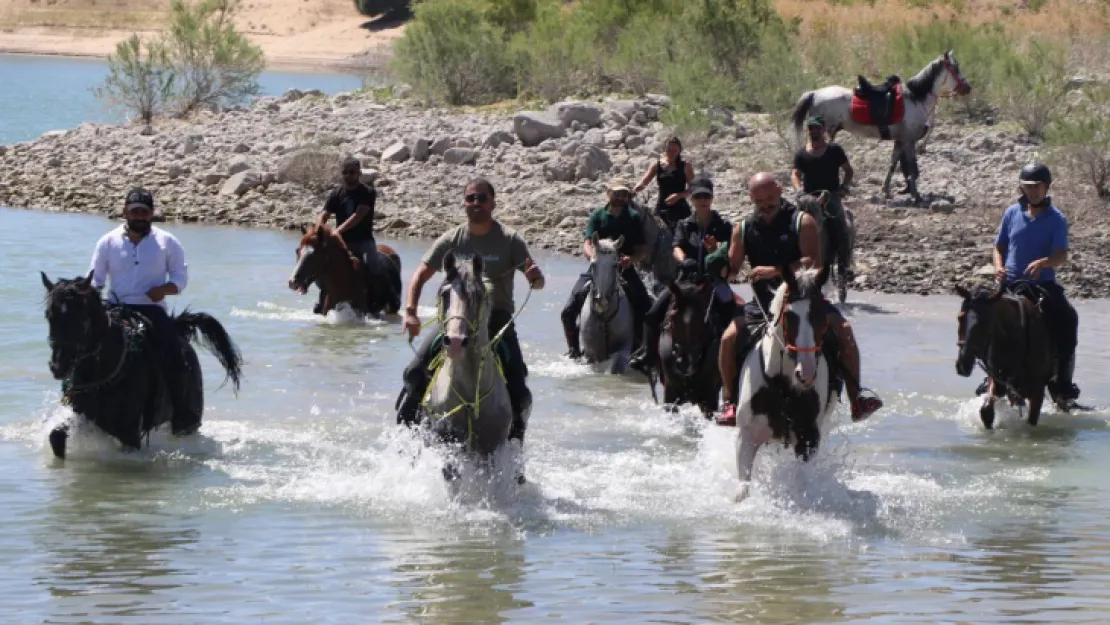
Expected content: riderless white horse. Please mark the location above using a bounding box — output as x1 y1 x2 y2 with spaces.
732 265 839 503
579 234 635 374
791 51 972 204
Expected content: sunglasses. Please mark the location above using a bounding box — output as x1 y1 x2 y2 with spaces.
126 205 152 215
610 191 631 199
342 169 359 175
465 193 490 203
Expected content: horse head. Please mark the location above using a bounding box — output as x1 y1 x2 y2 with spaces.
770 265 831 388
40 270 107 380
666 279 714 377
590 233 624 314
954 283 1003 377
439 251 489 362
916 50 971 98
288 224 358 293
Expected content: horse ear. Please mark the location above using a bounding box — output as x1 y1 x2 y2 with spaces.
472 252 484 276
443 250 457 276
300 223 307 235
40 271 54 291
955 284 970 299
781 264 799 297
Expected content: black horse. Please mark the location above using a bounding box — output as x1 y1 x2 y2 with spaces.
653 280 723 419
41 271 243 458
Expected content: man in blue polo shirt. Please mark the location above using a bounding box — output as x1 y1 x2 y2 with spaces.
991 162 1081 407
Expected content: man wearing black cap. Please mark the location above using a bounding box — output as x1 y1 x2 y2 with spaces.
792 115 854 277
630 176 733 374
313 157 383 314
88 187 194 434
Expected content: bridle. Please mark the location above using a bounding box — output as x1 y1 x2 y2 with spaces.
590 253 622 317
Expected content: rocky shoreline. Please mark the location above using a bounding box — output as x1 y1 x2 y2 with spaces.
2 89 1107 299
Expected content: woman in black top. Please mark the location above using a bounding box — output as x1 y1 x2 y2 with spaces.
633 136 695 233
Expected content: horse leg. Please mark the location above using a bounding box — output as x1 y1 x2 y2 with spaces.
904 142 924 204
1027 387 1045 427
979 378 998 430
735 415 772 503
882 142 903 198
48 422 70 459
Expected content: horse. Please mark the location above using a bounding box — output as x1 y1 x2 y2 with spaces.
797 192 856 304
791 50 972 204
420 251 514 475
732 265 838 503
954 282 1056 429
578 233 636 374
288 224 402 318
637 200 678 295
40 271 243 459
655 279 722 418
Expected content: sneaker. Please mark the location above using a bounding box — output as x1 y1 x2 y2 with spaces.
716 403 737 427
851 389 883 422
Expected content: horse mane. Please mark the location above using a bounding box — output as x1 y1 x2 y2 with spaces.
301 223 359 270
770 267 823 318
45 276 102 314
905 56 945 102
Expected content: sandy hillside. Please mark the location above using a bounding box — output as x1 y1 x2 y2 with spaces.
0 0 403 71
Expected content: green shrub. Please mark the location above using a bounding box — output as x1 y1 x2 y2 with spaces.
1046 85 1110 198
94 34 176 125
390 0 515 105
990 38 1071 138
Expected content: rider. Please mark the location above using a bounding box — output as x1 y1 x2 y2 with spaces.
716 173 883 427
791 115 854 275
633 136 695 233
88 187 194 434
630 176 733 374
986 162 1081 406
314 156 382 313
561 178 653 359
396 178 546 460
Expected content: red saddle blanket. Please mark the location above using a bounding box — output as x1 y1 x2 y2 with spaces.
850 84 906 126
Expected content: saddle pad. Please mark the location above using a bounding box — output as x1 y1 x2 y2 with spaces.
850 83 905 126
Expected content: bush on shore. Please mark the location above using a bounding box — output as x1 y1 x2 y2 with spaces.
94 0 264 122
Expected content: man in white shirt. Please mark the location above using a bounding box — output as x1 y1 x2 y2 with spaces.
89 188 193 433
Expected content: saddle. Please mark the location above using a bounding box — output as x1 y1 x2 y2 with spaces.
850 74 905 140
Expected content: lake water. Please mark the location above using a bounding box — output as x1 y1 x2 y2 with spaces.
4 55 1110 624
0 53 364 145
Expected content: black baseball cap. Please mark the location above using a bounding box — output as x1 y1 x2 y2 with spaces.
124 187 154 211
689 177 714 197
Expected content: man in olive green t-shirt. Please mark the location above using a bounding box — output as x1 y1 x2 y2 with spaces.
559 178 652 359
396 178 546 473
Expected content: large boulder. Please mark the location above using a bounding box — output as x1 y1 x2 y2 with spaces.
574 145 612 181
542 158 576 183
408 137 430 162
381 142 411 163
551 101 603 129
220 171 261 196
513 111 565 147
429 136 455 155
442 147 479 165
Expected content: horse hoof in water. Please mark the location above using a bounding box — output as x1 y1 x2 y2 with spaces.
441 463 461 482
979 402 996 430
734 482 751 504
49 426 69 459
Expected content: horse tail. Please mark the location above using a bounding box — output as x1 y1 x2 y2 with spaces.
791 91 815 134
174 309 244 394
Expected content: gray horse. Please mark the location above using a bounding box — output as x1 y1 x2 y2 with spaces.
637 206 677 295
797 192 856 304
579 234 635 374
423 251 513 463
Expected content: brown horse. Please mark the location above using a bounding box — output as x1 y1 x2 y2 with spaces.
288 224 402 318
955 282 1055 429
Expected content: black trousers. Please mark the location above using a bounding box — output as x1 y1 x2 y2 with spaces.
398 309 530 439
127 304 188 425
560 267 652 346
1037 281 1078 362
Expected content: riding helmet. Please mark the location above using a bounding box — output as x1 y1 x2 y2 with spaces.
1019 163 1052 185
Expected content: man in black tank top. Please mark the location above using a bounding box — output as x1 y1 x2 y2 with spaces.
715 173 883 427
792 116 854 274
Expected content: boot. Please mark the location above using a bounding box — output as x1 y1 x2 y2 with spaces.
1052 353 1080 404
564 325 582 360
629 323 660 374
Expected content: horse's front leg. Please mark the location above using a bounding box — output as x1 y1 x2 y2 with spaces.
980 378 998 430
1027 387 1045 427
735 415 773 503
904 142 924 204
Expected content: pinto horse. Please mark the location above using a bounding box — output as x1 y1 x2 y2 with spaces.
288 224 402 318
40 271 243 459
791 51 972 204
655 280 722 418
732 265 838 503
954 282 1055 429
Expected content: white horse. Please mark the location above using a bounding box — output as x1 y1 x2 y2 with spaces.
791 50 972 204
579 234 635 374
424 251 513 464
733 265 839 503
